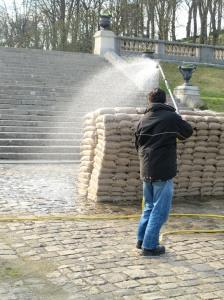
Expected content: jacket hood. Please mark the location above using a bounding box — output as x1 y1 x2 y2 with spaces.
145 103 175 114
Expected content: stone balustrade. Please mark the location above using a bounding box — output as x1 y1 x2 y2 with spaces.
118 36 224 65
214 48 224 60
165 42 196 57
119 37 155 53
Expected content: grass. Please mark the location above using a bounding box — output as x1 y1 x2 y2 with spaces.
159 62 224 112
0 265 21 279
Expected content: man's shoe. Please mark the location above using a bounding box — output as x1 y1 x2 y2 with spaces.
141 245 165 256
136 240 143 249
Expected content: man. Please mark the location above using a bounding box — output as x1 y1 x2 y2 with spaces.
135 88 193 256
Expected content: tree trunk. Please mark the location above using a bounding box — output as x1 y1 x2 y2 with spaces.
198 0 208 44
171 0 176 41
72 0 80 51
209 0 223 45
186 2 193 38
34 1 39 48
192 0 197 42
59 0 66 50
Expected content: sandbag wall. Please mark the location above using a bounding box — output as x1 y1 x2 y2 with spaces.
78 108 224 201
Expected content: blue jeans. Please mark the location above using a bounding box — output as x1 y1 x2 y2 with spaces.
137 180 173 250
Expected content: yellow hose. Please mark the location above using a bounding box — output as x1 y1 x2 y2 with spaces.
0 213 223 241
0 212 223 222
0 214 140 222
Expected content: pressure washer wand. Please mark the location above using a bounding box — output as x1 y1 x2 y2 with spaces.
157 64 180 115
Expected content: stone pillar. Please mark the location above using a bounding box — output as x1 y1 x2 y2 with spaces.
174 85 205 109
196 45 214 64
154 40 165 59
94 30 118 56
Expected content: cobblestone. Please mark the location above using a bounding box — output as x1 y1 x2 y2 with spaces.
0 164 223 299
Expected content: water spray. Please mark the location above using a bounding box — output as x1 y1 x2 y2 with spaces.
142 52 180 114
156 63 180 115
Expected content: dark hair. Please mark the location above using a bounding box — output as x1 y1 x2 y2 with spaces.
148 88 166 104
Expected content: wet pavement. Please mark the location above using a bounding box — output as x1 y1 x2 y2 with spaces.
0 164 223 300
0 164 141 216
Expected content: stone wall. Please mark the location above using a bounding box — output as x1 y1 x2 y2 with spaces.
78 108 224 201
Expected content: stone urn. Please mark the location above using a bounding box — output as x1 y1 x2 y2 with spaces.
178 64 197 85
99 15 111 30
174 64 206 109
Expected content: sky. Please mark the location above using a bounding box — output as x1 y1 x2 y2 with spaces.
3 0 189 39
176 2 189 39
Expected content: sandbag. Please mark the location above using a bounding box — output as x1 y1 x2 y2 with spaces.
78 108 224 201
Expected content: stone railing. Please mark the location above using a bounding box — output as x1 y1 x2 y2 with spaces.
118 37 224 65
118 37 155 53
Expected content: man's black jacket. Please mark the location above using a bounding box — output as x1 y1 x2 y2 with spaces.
135 103 193 181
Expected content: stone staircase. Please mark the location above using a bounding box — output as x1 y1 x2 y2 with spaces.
0 47 147 162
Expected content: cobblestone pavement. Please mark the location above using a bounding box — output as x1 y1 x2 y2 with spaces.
0 164 223 300
0 164 141 216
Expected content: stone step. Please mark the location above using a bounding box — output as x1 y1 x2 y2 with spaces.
0 103 96 110
0 84 77 91
0 101 96 111
0 47 142 161
0 114 80 122
0 132 81 139
0 89 122 98
1 53 104 61
0 152 80 160
0 93 74 99
1 59 99 65
0 104 75 110
0 120 81 127
0 81 81 88
0 126 82 133
0 73 87 78
0 145 80 153
0 75 93 84
0 67 100 73
0 50 104 60
0 97 102 107
0 160 79 164
0 109 87 117
0 76 84 81
0 99 74 105
0 67 96 74
0 67 96 72
0 54 102 61
0 67 103 75
0 139 80 146
0 97 129 108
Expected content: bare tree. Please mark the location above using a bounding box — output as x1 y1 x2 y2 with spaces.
37 0 76 50
208 0 223 44
185 0 198 42
0 0 37 47
144 0 156 38
186 0 193 38
0 0 223 51
198 0 209 44
155 0 173 40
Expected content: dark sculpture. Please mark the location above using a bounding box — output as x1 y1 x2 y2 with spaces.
178 64 197 85
99 15 111 30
